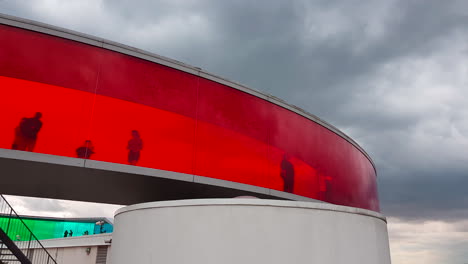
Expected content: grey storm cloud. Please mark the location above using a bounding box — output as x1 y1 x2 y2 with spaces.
1 0 468 223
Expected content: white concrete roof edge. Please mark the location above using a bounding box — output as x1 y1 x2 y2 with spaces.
114 198 386 222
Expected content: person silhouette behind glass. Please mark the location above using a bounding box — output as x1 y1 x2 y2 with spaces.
280 153 295 193
127 130 143 165
76 140 95 159
12 112 43 151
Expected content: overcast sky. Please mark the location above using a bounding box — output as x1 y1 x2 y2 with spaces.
1 1 468 263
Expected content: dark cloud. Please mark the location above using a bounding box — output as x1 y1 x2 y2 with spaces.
1 0 468 224
380 170 468 221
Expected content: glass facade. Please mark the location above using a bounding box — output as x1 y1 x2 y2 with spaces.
0 24 379 212
0 215 113 241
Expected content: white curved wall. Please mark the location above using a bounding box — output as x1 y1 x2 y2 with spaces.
110 199 391 264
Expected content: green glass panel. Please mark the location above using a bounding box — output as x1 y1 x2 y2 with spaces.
0 216 112 241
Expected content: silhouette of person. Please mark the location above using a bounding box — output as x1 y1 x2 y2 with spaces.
12 112 43 151
76 140 95 159
280 154 295 193
127 130 143 165
64 230 68 237
318 174 333 201
69 230 73 237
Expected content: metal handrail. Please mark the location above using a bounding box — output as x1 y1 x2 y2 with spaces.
0 194 57 264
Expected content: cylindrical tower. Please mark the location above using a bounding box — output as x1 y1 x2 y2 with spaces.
111 199 390 264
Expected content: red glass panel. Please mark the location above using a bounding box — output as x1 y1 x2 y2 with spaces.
88 94 195 174
88 50 198 173
0 24 379 211
0 25 102 93
194 79 270 187
268 104 379 210
0 76 94 158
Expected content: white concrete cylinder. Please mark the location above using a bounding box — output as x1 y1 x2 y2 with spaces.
111 199 391 264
